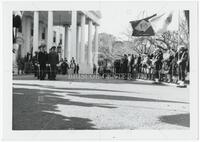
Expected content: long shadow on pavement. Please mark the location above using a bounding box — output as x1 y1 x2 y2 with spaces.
13 83 188 106
67 94 188 104
159 113 190 127
13 83 133 93
13 87 117 130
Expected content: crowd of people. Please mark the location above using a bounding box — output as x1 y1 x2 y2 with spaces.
16 44 189 86
57 57 79 75
16 52 32 75
111 46 189 86
16 45 80 80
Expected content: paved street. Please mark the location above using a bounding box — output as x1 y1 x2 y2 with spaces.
13 75 189 130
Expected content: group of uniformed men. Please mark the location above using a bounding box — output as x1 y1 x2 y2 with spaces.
32 45 59 80
112 45 188 87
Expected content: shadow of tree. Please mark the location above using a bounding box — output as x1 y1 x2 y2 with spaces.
67 94 188 104
13 81 188 130
13 111 96 130
13 83 133 93
13 86 117 130
14 83 183 105
159 113 190 127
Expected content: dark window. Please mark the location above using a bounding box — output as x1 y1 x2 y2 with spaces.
42 28 45 39
59 34 62 45
31 29 33 36
31 23 33 36
53 31 56 43
18 25 22 33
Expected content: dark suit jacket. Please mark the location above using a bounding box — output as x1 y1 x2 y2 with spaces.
48 51 59 65
38 51 47 65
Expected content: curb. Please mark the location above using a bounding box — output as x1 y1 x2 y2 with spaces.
136 79 178 87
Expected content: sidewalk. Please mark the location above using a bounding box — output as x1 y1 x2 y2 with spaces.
13 74 189 87
136 78 189 87
13 77 189 130
136 79 184 87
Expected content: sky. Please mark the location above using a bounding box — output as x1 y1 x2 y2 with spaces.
98 2 181 40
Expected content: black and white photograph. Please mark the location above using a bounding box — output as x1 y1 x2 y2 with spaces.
1 0 199 141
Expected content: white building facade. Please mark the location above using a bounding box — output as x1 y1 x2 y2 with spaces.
14 11 101 74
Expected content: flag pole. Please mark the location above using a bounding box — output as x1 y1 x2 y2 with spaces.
129 14 157 23
178 9 180 85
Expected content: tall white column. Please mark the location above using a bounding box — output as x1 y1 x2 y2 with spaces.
80 14 86 64
45 24 48 48
76 25 81 64
47 11 53 52
39 22 42 45
33 11 39 54
71 11 77 61
26 17 32 54
94 25 99 67
21 16 26 57
64 25 70 61
88 19 93 67
22 16 31 57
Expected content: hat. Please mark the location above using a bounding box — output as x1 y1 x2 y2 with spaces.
38 45 44 49
51 46 56 50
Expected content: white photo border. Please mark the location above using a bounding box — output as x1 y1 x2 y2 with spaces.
2 1 199 140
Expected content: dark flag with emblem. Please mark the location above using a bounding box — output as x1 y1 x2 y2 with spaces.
130 14 156 36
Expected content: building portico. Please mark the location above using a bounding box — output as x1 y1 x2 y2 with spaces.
17 10 101 74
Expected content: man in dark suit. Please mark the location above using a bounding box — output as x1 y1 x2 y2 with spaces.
48 46 59 80
38 45 48 80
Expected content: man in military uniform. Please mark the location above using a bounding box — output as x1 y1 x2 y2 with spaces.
176 46 188 87
136 54 142 79
38 45 48 80
122 54 129 80
153 48 163 83
48 46 59 80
